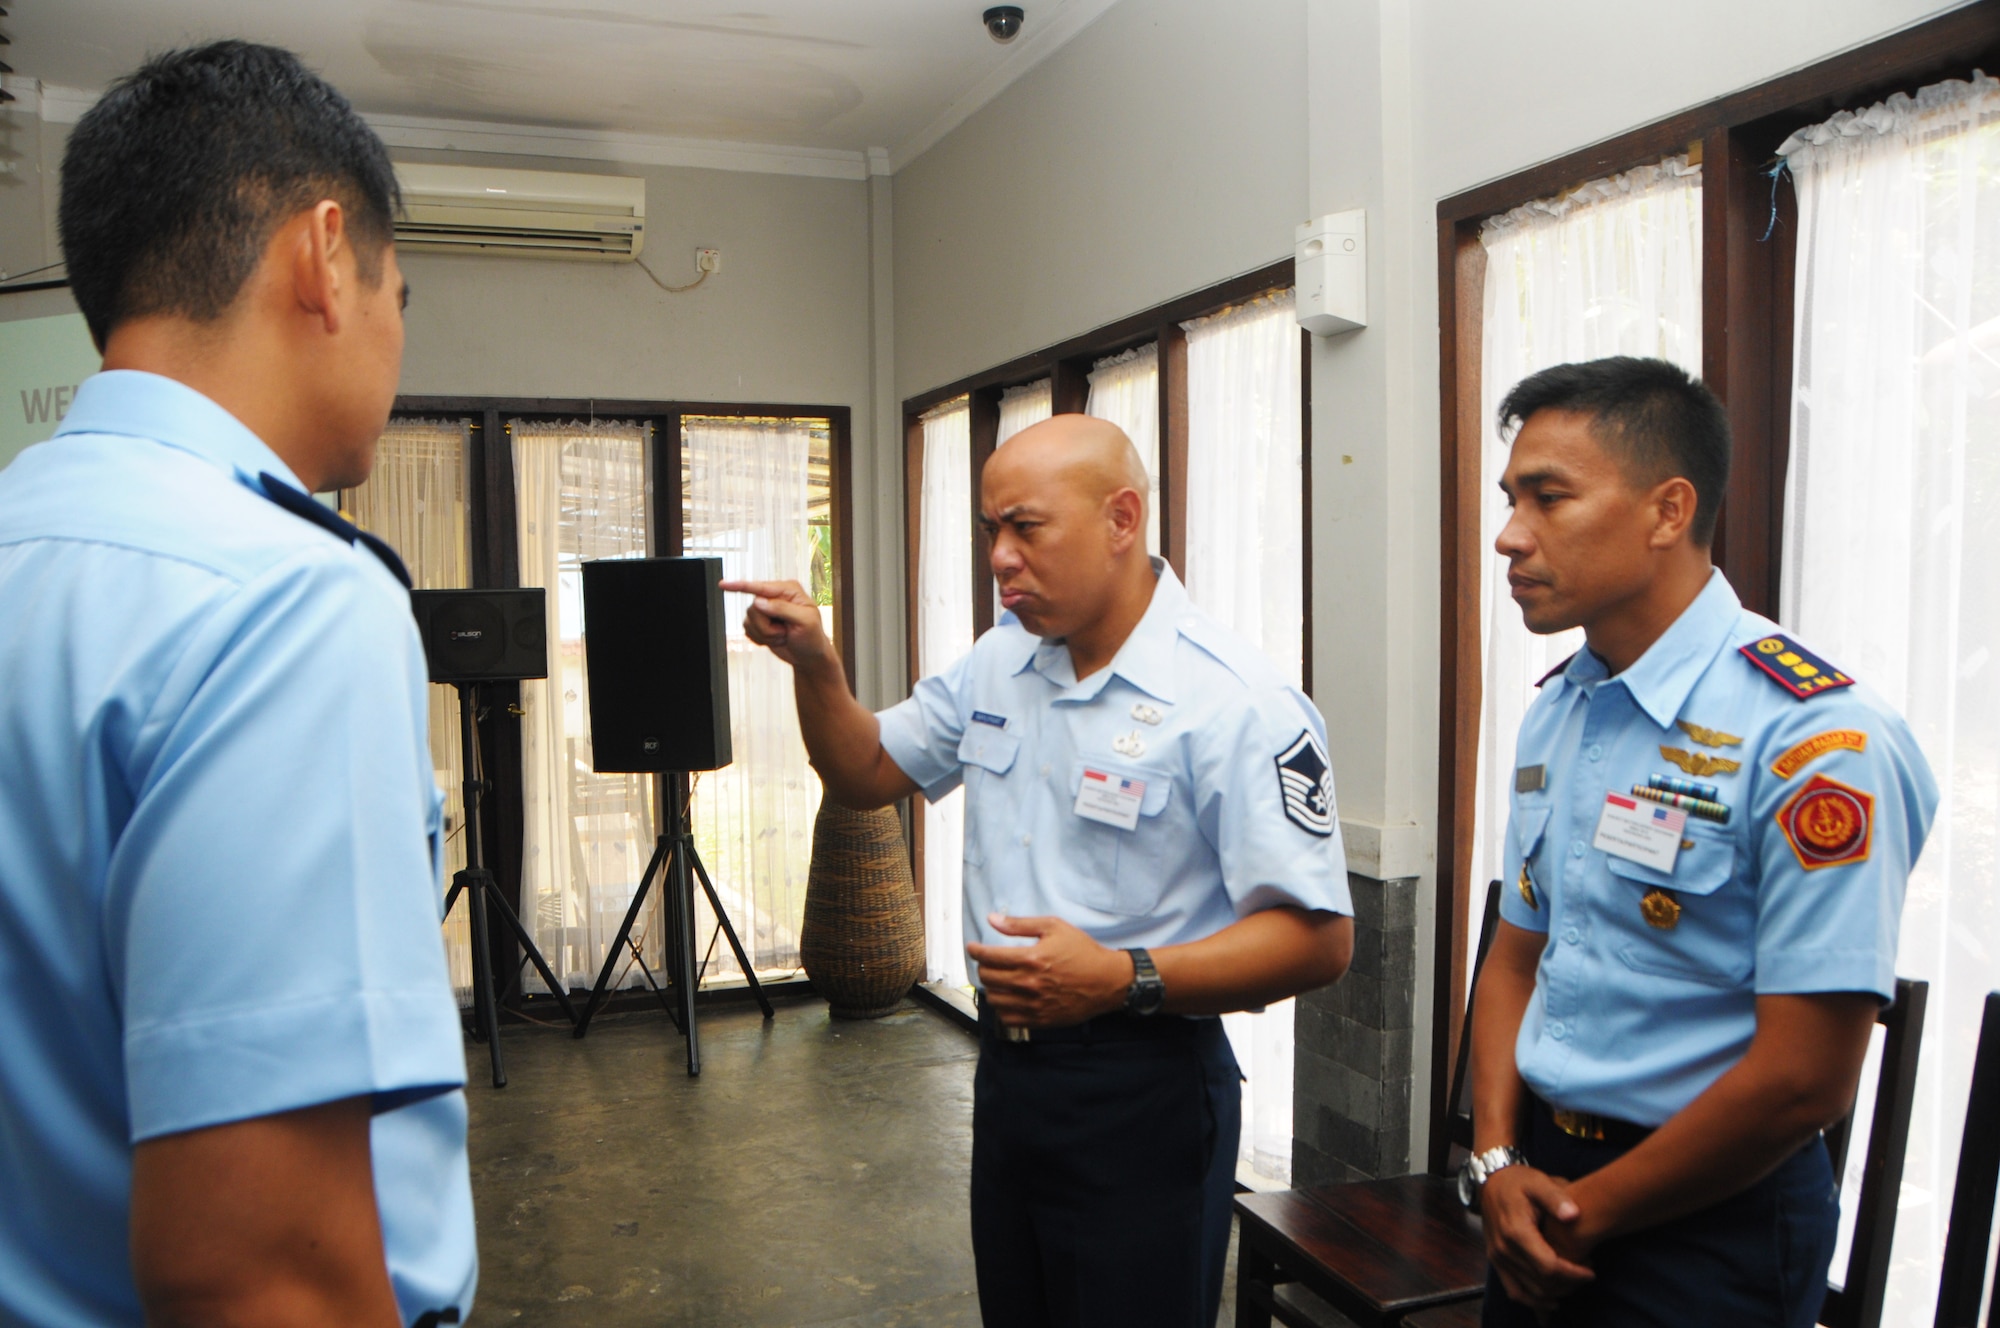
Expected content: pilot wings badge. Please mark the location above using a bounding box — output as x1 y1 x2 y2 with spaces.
1275 731 1336 837
1675 720 1743 748
1659 746 1742 779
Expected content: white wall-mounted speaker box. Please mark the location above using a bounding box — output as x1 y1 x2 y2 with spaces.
1295 210 1366 336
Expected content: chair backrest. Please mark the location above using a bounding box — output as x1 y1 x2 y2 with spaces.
1434 879 1504 1173
1820 977 1928 1328
1934 990 2000 1328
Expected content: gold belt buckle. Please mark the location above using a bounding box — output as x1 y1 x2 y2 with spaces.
1552 1109 1607 1141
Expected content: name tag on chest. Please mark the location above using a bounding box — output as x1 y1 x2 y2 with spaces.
1592 793 1687 873
1074 768 1146 831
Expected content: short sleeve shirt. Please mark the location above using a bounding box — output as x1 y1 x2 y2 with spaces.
878 562 1352 963
1501 569 1938 1126
0 372 476 1327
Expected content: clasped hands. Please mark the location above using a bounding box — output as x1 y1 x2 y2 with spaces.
1482 1164 1601 1319
967 913 1134 1027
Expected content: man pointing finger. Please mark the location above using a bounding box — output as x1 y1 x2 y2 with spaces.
725 412 1354 1328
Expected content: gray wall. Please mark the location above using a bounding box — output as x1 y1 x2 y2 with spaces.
891 0 1310 399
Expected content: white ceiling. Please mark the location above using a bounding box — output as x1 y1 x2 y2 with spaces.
8 0 1119 174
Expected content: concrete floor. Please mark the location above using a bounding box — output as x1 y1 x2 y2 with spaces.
462 995 1262 1328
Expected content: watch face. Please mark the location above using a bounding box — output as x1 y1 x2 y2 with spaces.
1457 1161 1476 1209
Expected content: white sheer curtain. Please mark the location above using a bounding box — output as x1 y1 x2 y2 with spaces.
344 418 473 1003
1780 75 2000 1326
1184 289 1304 1184
682 415 828 978
996 379 1052 446
513 420 661 995
1474 158 1703 980
1087 344 1162 556
918 399 975 988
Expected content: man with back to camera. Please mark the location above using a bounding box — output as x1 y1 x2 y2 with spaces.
1464 356 1937 1327
0 42 475 1327
723 413 1355 1328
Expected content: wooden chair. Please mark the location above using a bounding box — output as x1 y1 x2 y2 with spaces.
1232 881 1502 1328
1934 990 2000 1328
1402 976 1930 1328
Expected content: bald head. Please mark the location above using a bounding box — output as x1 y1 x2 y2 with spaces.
985 413 1149 520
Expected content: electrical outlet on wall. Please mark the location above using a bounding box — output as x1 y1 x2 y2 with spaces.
696 248 721 273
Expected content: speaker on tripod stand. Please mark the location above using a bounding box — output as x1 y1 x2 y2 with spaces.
572 556 773 1076
411 587 578 1088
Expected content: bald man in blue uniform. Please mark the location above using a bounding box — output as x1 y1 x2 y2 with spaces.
726 414 1355 1328
1463 358 1936 1328
0 43 473 1327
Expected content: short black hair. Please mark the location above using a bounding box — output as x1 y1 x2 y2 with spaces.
1498 356 1731 546
58 41 399 351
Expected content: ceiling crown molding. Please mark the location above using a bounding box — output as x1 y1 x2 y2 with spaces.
886 0 1122 173
366 112 870 180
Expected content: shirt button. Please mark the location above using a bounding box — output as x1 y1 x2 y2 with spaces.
1021 833 1032 847
1563 928 1581 945
1548 1020 1567 1040
1040 763 1051 777
1588 744 1603 761
1570 841 1586 858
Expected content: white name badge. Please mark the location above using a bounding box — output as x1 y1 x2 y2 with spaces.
1592 793 1688 873
1074 767 1146 832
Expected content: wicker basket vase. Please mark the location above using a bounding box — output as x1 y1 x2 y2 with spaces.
800 800 925 1019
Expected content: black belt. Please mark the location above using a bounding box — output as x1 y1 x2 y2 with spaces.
1537 1094 1655 1149
975 992 1210 1044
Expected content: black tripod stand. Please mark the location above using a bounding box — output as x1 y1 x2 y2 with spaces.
571 773 771 1075
443 682 577 1087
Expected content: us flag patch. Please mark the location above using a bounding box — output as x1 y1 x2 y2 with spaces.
1275 731 1335 837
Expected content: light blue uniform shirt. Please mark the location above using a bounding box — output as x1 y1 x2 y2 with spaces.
0 372 476 1327
879 562 1352 961
1502 569 1937 1126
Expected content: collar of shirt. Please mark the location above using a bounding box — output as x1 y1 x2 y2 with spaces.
54 369 309 495
1019 558 1184 704
1552 567 1742 726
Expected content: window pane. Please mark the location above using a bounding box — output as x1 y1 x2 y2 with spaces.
680 414 835 979
1183 289 1304 1186
1087 345 1162 556
344 417 474 1003
512 420 660 995
917 398 974 989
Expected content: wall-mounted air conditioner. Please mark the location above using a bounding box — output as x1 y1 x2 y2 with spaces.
392 163 645 261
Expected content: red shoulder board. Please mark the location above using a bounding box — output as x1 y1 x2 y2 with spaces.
1536 654 1575 689
1740 633 1854 700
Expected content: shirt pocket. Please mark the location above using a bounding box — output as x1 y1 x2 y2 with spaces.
1064 759 1174 916
1604 824 1750 988
957 729 1021 867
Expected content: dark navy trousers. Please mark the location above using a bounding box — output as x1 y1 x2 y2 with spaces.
969 1013 1241 1328
1482 1100 1841 1328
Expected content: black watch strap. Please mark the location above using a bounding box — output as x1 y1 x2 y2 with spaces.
1124 947 1166 1015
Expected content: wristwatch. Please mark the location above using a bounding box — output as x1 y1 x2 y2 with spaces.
1457 1144 1529 1210
1124 947 1166 1015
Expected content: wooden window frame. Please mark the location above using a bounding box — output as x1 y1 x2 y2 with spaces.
1428 1 2000 1168
898 259 1311 913
385 394 855 1014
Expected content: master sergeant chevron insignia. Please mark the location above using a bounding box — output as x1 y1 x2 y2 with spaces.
1659 746 1742 779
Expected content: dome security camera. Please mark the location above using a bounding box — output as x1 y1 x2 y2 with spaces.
983 6 1025 43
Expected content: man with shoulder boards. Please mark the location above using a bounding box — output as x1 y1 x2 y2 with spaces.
725 414 1354 1328
1467 356 1937 1327
0 42 474 1327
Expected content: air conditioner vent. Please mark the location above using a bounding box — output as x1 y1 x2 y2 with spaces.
392 164 645 263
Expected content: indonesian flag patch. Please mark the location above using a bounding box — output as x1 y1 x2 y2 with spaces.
1275 731 1335 837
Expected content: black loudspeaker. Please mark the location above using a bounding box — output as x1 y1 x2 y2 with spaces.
581 557 733 773
410 588 549 683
